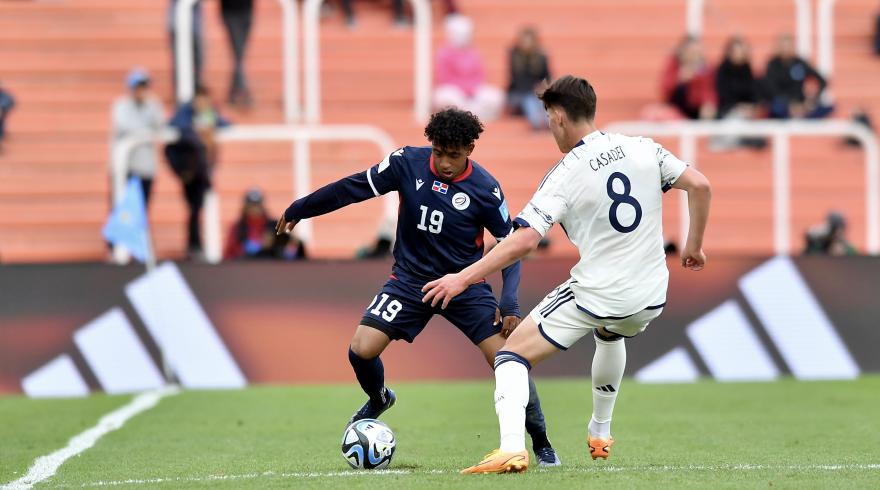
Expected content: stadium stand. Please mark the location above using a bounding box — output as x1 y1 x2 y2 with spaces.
0 0 878 262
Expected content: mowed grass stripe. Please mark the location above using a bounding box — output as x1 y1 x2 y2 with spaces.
17 377 880 489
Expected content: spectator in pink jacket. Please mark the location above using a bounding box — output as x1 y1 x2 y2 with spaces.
432 15 503 122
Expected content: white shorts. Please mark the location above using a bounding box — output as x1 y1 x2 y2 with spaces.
529 279 664 350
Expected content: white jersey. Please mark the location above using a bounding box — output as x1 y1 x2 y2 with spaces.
516 130 688 318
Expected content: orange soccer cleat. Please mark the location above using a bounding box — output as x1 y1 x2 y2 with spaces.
460 449 529 474
588 436 614 460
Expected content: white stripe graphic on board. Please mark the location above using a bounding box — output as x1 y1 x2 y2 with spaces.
686 301 779 382
125 263 246 389
739 256 859 380
634 346 700 383
20 354 89 398
73 308 165 394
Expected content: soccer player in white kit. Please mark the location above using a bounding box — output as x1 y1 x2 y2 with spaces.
422 75 712 474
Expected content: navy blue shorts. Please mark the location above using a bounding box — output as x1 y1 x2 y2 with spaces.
360 278 501 344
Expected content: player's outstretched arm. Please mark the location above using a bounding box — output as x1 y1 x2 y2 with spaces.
672 167 712 271
422 227 542 309
275 172 382 236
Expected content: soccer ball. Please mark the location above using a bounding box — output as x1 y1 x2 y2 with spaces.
341 418 396 470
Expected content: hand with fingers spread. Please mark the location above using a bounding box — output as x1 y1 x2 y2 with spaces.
421 273 468 309
275 212 299 236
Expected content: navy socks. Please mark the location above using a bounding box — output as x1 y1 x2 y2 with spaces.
348 347 386 407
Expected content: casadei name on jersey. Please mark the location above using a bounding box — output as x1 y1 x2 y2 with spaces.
589 145 626 172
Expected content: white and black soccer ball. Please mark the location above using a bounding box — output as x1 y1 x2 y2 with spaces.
341 419 396 470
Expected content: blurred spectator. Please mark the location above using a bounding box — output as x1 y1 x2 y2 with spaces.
716 37 759 118
433 15 504 122
221 0 254 107
224 188 306 260
764 35 833 119
507 27 551 130
340 0 406 28
804 212 857 256
111 69 166 205
0 80 15 153
661 36 717 120
713 37 766 150
875 8 880 54
168 0 204 95
844 107 875 147
164 86 230 259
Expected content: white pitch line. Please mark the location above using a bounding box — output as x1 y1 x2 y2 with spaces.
48 463 880 488
1 386 180 490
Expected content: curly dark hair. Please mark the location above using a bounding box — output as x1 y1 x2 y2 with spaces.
423 108 484 149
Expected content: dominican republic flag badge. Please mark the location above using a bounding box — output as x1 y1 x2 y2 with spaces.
432 181 449 194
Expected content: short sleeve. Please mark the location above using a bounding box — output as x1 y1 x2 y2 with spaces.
483 183 514 242
366 148 406 196
653 141 689 192
515 159 572 237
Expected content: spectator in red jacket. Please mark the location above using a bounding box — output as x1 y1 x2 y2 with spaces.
224 188 306 261
661 36 717 120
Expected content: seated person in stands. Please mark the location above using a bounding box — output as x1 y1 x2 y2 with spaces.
716 37 759 119
433 15 504 122
224 188 306 261
0 80 15 153
713 37 766 150
763 34 833 119
661 36 717 120
803 212 857 256
506 27 551 130
165 86 230 259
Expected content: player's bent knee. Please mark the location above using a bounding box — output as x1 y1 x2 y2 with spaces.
350 325 391 359
477 334 506 367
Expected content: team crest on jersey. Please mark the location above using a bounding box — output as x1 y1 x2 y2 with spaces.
432 181 449 194
452 192 470 211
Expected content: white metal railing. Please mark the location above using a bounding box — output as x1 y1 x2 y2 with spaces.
603 120 879 255
816 0 836 77
303 0 432 123
111 124 398 264
175 0 300 122
686 0 812 59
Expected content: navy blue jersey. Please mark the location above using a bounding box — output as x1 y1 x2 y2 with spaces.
284 146 521 316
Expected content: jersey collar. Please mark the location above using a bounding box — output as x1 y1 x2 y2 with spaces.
575 130 605 149
430 154 474 183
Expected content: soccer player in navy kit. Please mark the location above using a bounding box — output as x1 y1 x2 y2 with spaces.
275 108 560 466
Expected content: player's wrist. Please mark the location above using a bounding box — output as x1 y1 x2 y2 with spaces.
499 302 520 318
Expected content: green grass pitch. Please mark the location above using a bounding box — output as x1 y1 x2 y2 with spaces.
2 377 879 489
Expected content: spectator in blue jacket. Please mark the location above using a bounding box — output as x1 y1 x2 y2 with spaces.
165 86 230 259
0 80 15 153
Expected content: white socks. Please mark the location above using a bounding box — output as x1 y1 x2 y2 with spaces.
589 336 626 439
494 361 529 452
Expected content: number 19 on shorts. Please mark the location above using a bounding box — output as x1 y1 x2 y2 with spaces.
368 293 403 322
